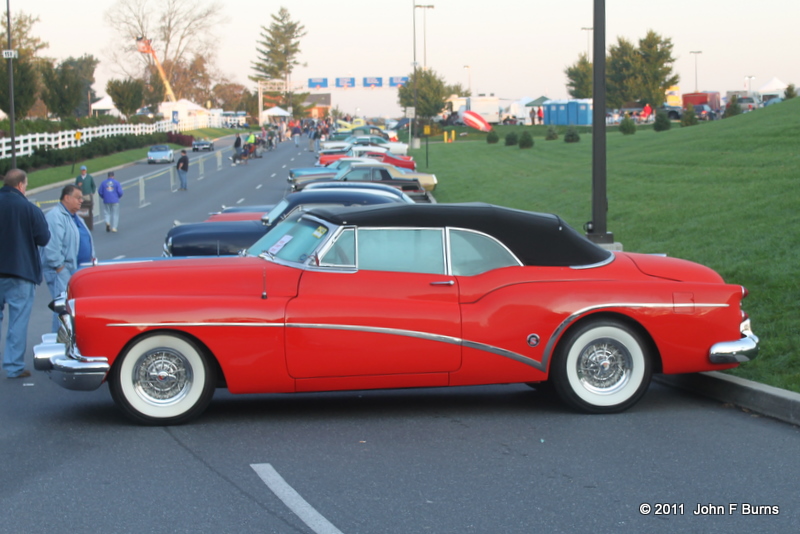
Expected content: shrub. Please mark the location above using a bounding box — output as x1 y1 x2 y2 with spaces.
619 114 637 135
564 128 580 143
504 131 519 146
519 131 534 149
653 111 671 132
681 105 698 127
785 84 797 99
486 130 499 144
723 95 741 119
545 126 559 141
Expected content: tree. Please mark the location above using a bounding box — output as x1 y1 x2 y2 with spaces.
443 82 470 98
606 37 640 108
142 67 166 113
61 55 99 117
103 0 225 81
251 7 308 113
107 78 145 118
635 31 678 108
397 69 448 120
0 11 49 60
784 84 797 99
565 53 593 98
211 82 248 110
0 57 38 118
40 61 83 119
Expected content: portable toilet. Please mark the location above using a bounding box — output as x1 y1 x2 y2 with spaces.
576 99 593 125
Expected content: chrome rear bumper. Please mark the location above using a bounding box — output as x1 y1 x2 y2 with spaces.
709 319 759 364
34 334 109 391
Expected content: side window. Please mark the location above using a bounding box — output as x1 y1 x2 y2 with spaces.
319 228 355 268
357 228 445 274
376 169 392 181
344 168 371 182
449 229 520 276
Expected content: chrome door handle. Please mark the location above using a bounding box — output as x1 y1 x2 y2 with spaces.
430 280 455 286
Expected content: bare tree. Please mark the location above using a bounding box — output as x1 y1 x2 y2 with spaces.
103 0 225 86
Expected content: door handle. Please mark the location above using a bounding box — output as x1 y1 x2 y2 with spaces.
430 280 455 286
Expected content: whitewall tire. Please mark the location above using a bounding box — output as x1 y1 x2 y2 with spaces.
552 320 652 413
109 334 216 425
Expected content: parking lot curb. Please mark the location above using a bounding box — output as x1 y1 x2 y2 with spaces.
655 372 800 427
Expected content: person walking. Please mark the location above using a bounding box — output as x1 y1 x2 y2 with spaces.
41 184 94 332
176 149 189 190
98 171 123 232
292 124 302 147
0 169 50 379
537 106 544 125
74 165 96 230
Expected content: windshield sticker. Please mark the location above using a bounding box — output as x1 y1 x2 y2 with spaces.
312 226 328 239
268 235 293 255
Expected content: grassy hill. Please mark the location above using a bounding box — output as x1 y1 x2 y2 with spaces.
418 99 800 392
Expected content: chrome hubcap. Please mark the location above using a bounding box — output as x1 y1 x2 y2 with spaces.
576 337 631 394
133 348 193 405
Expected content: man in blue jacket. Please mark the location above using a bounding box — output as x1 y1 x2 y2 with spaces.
42 185 95 332
0 169 50 379
98 171 123 232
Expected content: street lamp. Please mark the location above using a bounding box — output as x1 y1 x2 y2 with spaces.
690 51 702 92
411 0 418 147
745 75 755 95
581 27 593 57
415 4 434 69
6 0 17 168
463 65 471 95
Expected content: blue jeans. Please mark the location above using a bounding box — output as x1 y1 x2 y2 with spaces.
43 268 72 332
0 277 36 377
177 169 188 189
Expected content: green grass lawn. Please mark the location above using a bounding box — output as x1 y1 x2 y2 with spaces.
413 99 800 392
27 127 238 190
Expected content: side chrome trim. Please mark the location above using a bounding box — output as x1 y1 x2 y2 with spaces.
107 322 284 327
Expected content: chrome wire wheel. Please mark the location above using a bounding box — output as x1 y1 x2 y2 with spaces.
574 337 632 395
552 320 652 413
132 348 194 406
110 334 216 425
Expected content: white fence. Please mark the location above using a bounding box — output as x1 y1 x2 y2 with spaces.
0 114 227 160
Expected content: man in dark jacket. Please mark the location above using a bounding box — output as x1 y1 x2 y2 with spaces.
0 169 50 378
176 150 189 190
74 165 96 230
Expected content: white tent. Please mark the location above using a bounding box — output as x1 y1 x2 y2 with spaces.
758 77 788 99
262 106 291 117
91 95 122 117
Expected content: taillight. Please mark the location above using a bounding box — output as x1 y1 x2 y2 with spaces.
741 286 749 299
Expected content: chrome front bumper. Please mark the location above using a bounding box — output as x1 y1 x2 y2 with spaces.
709 319 759 364
34 333 110 391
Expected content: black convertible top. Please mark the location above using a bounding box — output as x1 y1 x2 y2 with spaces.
306 203 612 267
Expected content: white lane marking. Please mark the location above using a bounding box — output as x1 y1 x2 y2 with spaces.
237 198 245 204
113 255 126 260
271 173 277 177
282 165 287 168
256 184 263 189
251 463 344 534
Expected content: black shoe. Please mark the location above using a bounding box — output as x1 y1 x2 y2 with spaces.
9 369 31 379
106 224 111 232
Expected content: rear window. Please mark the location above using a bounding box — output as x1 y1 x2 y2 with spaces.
150 145 168 151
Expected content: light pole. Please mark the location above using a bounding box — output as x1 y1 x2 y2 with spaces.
745 75 755 95
690 51 702 92
6 0 16 168
463 65 471 95
415 5 434 69
581 27 593 57
411 0 417 147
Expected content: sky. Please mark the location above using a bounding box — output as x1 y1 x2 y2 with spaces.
24 0 800 117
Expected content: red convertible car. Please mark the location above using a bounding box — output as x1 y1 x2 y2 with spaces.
34 203 758 425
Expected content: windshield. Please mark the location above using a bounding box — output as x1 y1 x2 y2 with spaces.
246 216 331 263
263 199 290 226
150 145 168 151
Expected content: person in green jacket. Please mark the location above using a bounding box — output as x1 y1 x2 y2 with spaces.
74 165 96 230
